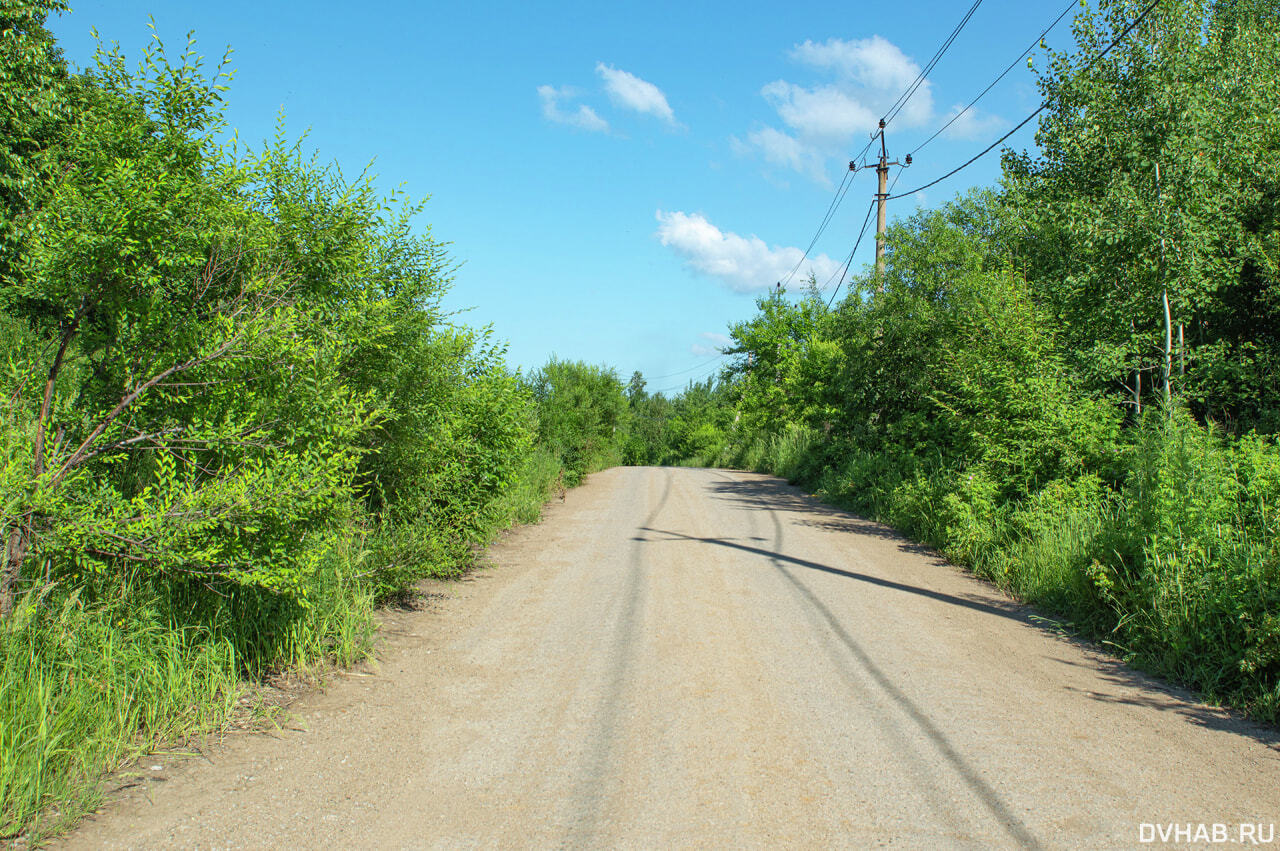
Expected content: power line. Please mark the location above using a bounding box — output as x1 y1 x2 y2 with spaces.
644 353 727 381
849 132 880 171
911 0 1077 157
883 0 986 128
780 0 985 298
826 167 902 308
825 199 878 308
777 134 877 292
779 170 854 288
888 0 1164 201
888 106 1042 200
650 363 725 395
785 0 972 294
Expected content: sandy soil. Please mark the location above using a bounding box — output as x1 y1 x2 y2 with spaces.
58 467 1280 849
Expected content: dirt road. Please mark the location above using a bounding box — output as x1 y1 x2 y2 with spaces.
62 467 1280 849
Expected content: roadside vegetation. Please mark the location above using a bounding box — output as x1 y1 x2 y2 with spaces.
626 0 1280 727
0 2 635 839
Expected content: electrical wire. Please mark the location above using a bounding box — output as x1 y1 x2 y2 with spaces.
779 170 854 288
649 363 725 396
825 199 877 308
883 0 986 128
644 353 727 382
777 132 877 291
887 0 1164 201
824 165 905 307
822 201 874 291
778 125 886 294
849 133 880 171
910 0 1077 157
775 0 988 299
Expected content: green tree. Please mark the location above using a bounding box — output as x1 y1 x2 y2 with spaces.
0 0 73 292
528 359 627 484
1003 0 1280 429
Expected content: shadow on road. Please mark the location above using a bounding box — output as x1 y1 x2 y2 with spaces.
703 473 939 556
637 524 1035 627
639 472 1047 848
679 469 1280 752
1055 658 1280 751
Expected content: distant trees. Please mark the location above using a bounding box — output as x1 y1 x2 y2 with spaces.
528 359 627 484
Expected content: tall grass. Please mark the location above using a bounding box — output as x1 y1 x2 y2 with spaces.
1 584 241 839
482 447 564 531
0 557 383 840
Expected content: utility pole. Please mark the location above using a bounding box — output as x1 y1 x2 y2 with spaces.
851 119 909 289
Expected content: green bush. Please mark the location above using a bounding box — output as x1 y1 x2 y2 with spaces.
528 359 626 485
0 13 558 838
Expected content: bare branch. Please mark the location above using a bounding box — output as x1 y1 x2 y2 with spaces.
72 425 187 466
49 337 238 489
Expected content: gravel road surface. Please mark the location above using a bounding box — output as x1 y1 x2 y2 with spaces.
61 467 1280 849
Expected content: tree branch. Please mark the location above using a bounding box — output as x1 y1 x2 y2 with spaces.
49 337 237 489
33 298 91 479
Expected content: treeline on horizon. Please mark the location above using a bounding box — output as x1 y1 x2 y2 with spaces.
622 0 1280 729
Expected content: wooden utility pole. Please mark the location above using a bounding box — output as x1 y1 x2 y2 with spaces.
875 130 890 277
851 119 909 290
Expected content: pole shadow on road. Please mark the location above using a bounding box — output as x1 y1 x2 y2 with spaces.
660 471 1280 750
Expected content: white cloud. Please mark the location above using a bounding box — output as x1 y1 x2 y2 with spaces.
691 332 732 356
655 210 842 293
739 127 828 184
596 63 677 125
939 104 1007 140
762 81 878 140
740 35 937 182
537 85 609 133
789 36 932 125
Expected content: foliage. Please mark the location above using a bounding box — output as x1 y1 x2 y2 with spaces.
527 358 627 485
1003 0 1280 430
0 0 73 291
0 18 560 839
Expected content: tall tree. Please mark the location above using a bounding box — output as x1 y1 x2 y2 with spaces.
1003 0 1280 429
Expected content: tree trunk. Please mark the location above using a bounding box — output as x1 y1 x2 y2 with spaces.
1162 289 1173 408
1 519 30 618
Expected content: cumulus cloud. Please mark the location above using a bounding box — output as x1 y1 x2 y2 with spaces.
762 81 878 140
537 85 609 133
789 36 933 126
655 210 842 293
596 63 677 125
737 126 827 184
691 332 733 356
740 35 937 182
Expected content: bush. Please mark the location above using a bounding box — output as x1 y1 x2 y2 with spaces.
528 359 626 485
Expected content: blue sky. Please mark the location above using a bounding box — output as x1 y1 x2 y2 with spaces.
51 0 1078 391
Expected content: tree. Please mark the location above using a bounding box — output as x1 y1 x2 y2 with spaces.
1003 0 1280 429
